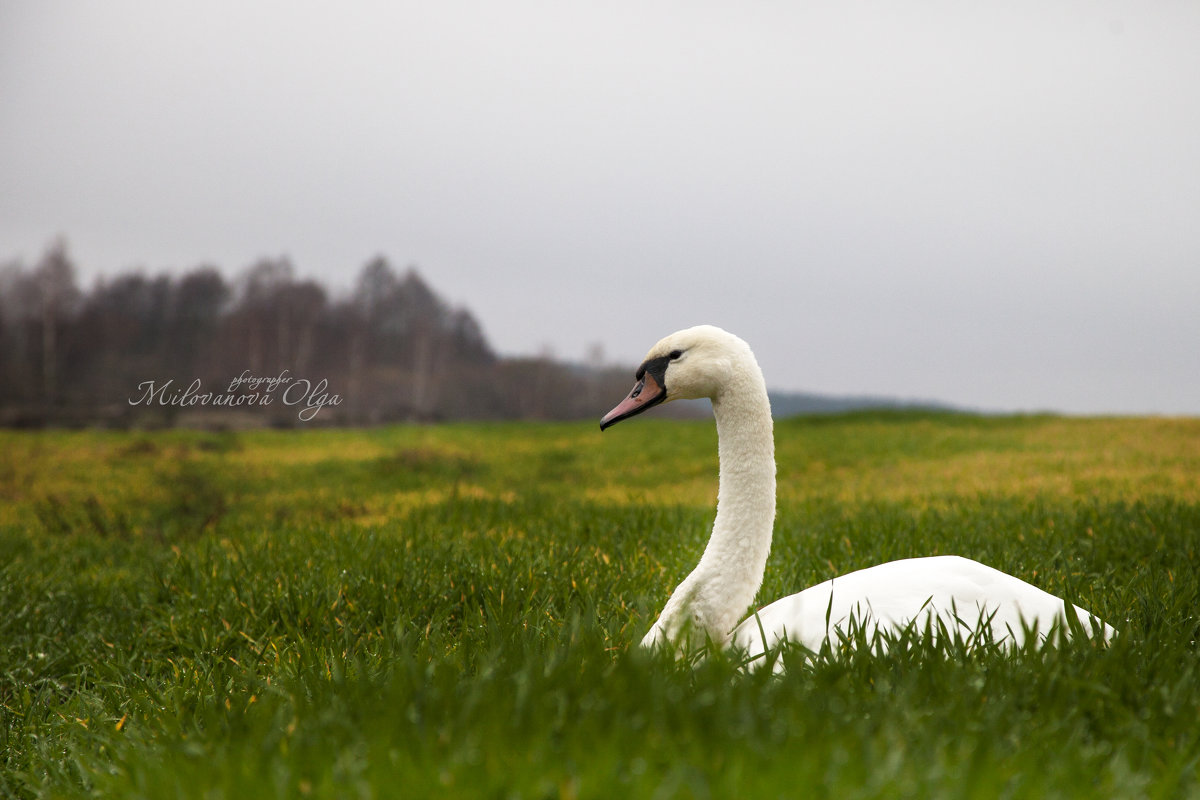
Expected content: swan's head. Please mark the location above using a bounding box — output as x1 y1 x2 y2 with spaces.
600 325 751 430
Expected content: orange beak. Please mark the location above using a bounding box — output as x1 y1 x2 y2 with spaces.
600 370 667 430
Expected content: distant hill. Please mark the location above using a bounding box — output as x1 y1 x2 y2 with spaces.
768 390 969 418
649 391 971 422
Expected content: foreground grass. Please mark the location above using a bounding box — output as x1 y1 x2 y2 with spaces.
2 414 1199 798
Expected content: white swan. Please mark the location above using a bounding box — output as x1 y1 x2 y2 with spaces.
600 325 1114 664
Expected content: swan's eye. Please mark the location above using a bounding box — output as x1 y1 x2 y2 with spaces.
669 349 683 361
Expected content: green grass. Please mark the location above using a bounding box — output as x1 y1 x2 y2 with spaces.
2 414 1199 798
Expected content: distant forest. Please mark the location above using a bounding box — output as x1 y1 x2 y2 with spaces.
0 239 640 428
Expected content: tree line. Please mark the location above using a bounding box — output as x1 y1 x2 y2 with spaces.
0 239 635 427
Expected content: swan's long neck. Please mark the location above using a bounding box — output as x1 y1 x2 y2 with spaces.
700 364 777 632
643 354 776 649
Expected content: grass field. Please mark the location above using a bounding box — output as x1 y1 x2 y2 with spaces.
2 413 1200 798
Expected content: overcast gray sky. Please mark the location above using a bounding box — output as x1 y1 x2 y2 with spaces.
2 2 1198 414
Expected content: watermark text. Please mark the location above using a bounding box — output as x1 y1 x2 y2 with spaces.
129 371 342 421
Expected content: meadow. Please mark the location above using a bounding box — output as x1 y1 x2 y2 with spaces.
2 413 1199 798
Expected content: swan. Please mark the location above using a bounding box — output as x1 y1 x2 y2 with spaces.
599 325 1114 664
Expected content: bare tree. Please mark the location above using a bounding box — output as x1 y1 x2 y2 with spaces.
33 239 81 405
230 257 294 373
279 280 326 377
0 260 40 408
170 266 230 377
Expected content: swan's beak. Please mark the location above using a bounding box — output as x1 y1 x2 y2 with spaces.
600 371 667 430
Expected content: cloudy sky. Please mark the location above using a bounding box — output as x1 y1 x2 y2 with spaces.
2 2 1198 414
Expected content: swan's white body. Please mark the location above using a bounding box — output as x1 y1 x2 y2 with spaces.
600 325 1114 663
726 555 1110 662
